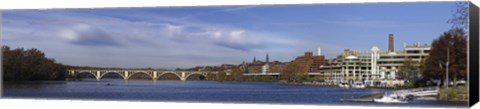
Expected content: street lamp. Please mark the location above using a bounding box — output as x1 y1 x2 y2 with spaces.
445 48 450 89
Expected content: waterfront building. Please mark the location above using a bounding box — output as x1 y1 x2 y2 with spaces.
316 34 430 87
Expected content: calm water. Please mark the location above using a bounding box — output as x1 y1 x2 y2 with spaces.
2 79 467 107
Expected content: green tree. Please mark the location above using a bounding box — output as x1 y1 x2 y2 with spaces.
398 58 421 87
424 28 467 86
3 46 67 81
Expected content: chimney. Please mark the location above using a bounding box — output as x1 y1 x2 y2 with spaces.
388 33 394 52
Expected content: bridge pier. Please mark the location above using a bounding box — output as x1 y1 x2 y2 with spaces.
181 72 186 81
96 71 101 81
153 71 158 80
124 71 129 80
70 70 75 75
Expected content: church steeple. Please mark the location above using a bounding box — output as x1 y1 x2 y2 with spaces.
253 56 256 62
266 53 269 63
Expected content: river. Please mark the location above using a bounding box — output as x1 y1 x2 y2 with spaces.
1 79 467 107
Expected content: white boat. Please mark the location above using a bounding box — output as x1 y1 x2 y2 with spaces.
374 92 408 103
338 82 350 88
351 82 365 88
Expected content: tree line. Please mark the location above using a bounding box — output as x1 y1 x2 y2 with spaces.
2 46 67 81
210 62 310 83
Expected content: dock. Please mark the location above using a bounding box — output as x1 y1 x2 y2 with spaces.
340 93 384 102
341 87 440 102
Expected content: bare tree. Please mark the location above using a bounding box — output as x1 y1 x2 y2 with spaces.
447 2 469 30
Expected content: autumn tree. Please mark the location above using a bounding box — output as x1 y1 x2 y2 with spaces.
280 62 305 83
230 67 243 81
215 70 227 82
423 28 467 86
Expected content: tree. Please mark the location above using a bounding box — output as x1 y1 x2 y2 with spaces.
447 2 469 30
398 58 421 87
280 62 305 83
230 67 243 81
215 70 227 82
398 58 418 80
205 71 215 81
423 28 467 86
3 46 67 81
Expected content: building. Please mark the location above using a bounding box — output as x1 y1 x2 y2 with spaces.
377 42 430 80
317 34 431 86
292 51 327 73
242 53 286 73
262 53 270 74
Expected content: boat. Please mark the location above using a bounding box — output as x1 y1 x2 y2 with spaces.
338 82 350 88
373 92 408 103
351 82 365 88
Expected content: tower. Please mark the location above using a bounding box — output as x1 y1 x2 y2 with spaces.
266 53 269 63
317 47 322 56
253 56 256 63
388 33 394 52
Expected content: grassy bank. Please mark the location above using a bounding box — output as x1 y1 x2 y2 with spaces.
438 85 468 102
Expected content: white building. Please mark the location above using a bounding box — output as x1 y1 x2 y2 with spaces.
318 34 430 87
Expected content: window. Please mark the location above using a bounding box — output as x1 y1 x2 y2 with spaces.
424 50 430 53
408 56 420 59
406 50 420 54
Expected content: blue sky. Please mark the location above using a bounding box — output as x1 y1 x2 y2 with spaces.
2 2 458 69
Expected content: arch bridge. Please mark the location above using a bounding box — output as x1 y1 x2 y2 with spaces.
68 69 216 81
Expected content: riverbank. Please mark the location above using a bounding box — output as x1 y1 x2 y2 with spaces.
438 85 468 102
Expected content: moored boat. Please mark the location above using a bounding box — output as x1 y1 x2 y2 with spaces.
338 82 350 88
351 82 365 88
374 92 408 103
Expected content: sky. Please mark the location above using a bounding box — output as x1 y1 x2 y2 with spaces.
2 2 458 69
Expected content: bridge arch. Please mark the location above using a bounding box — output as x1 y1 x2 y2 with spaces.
128 71 154 80
76 71 97 78
185 72 207 80
99 71 126 80
157 72 182 80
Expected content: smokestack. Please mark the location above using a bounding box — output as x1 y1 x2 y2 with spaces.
317 47 322 56
388 33 394 52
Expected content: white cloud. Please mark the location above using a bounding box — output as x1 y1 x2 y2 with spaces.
60 29 78 41
1 9 308 69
